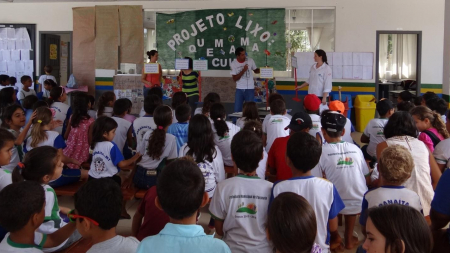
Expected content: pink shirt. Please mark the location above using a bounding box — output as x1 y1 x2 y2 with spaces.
418 128 444 152
123 114 136 124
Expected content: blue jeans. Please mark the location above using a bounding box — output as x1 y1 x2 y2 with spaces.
234 89 254 113
48 168 81 188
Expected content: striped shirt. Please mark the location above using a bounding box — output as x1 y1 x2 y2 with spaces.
181 71 199 97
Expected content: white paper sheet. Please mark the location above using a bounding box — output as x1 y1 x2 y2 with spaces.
0 62 6 72
7 61 15 72
15 61 24 72
343 52 353 65
363 66 373 79
2 51 11 62
15 40 23 50
333 52 343 66
6 28 15 39
327 52 333 66
332 65 343 79
20 50 30 60
7 72 15 78
297 64 311 79
352 66 363 79
352 53 362 66
25 60 33 72
343 66 353 79
260 67 274 79
362 53 374 66
0 40 6 50
0 29 6 39
0 71 6 75
11 50 20 61
7 40 15 50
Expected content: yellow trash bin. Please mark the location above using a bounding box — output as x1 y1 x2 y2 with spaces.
354 95 376 132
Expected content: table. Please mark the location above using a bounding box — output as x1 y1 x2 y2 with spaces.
228 108 292 121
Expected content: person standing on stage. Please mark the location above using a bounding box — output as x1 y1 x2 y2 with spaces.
297 49 332 105
230 47 260 113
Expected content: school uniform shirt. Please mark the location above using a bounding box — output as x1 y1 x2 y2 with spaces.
89 141 124 179
171 109 178 124
209 175 273 253
18 88 36 101
0 232 46 253
132 116 156 148
38 75 57 91
111 116 132 153
139 108 146 117
137 131 177 169
262 114 292 133
313 141 369 214
86 236 139 253
270 176 345 253
359 186 422 226
23 131 66 153
263 114 290 153
342 118 353 144
167 122 189 153
3 129 21 172
98 107 113 117
363 118 388 157
39 184 68 252
309 114 322 138
50 102 70 135
87 110 97 120
230 58 257 90
0 169 12 192
42 89 51 99
179 144 225 198
307 63 332 97
433 138 450 168
212 121 240 166
194 107 202 115
235 117 247 129
256 151 268 179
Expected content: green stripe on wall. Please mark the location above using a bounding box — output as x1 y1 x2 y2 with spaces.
95 77 114 82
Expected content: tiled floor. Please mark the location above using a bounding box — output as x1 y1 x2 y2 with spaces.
57 131 367 253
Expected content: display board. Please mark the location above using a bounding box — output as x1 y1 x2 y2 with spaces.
113 75 144 115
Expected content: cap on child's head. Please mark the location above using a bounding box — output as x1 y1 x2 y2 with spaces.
321 111 347 133
376 99 394 116
303 94 321 111
378 145 414 184
285 112 313 132
328 100 345 115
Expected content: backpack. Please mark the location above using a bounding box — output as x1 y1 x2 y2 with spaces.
422 130 441 148
66 74 78 88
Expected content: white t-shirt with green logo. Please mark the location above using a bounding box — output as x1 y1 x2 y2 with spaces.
313 141 369 214
263 114 290 153
363 118 388 157
0 232 46 252
212 121 240 167
209 175 273 253
308 114 322 138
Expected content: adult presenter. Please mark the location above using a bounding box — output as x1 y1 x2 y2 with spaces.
297 50 332 105
230 47 260 113
141 50 163 97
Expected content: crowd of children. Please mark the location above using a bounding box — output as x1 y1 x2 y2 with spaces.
0 76 447 253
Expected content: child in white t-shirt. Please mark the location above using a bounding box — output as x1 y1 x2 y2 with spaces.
242 120 267 179
47 87 70 135
236 101 259 128
87 95 97 120
261 94 292 137
42 79 57 99
38 65 57 93
210 103 240 166
17 75 36 105
361 99 394 167
0 129 15 191
303 94 323 140
271 132 344 252
263 99 290 153
97 91 115 117
313 111 369 250
134 105 177 189
132 95 162 149
111 99 133 155
209 130 273 253
329 101 354 144
194 92 220 118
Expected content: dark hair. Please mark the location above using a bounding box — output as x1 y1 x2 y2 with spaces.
97 91 115 116
202 92 221 115
1 104 24 128
113 98 130 116
384 111 418 139
231 130 263 173
43 79 57 89
172 92 187 109
242 102 259 121
413 96 422 106
44 65 53 73
148 87 163 99
397 101 415 112
367 205 432 253
124 98 133 113
88 95 95 108
0 87 16 116
235 47 245 56
270 99 286 115
147 105 173 159
0 181 45 232
0 128 15 149
315 49 328 65
287 132 322 173
268 93 284 105
74 178 122 230
144 94 163 115
46 86 65 105
422 92 438 104
411 106 449 139
20 75 31 84
157 158 205 220
0 74 9 85
210 103 229 138
267 192 317 253
184 57 193 69
91 116 118 149
425 97 448 116
147 50 158 59
399 91 413 102
71 93 90 128
12 146 59 183
185 114 216 163
22 95 38 109
9 76 17 85
32 101 49 111
320 110 343 138
243 120 263 139
175 104 191 122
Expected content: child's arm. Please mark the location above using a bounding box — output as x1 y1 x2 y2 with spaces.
88 122 94 145
360 134 370 144
117 152 141 168
262 133 267 147
376 141 388 161
132 209 144 237
15 111 36 146
126 127 135 149
64 119 72 140
61 153 81 167
328 217 342 249
429 151 442 190
214 220 224 237
43 222 76 249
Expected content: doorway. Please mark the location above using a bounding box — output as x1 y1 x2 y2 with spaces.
375 31 422 102
39 31 72 86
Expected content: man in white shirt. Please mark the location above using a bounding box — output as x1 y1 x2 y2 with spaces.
230 47 260 113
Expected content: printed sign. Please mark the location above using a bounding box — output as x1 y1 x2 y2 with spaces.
144 63 159 74
193 60 208 71
175 59 190 70
260 67 274 79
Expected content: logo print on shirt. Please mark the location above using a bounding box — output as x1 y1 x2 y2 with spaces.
337 157 353 166
93 157 106 172
312 123 319 129
236 202 257 214
50 108 57 117
271 119 283 123
376 130 384 136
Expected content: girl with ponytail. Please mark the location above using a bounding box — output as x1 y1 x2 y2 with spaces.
210 103 241 166
134 105 177 189
411 105 449 152
46 86 70 135
97 91 116 117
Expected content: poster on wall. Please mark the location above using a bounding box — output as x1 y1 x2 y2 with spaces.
156 8 286 70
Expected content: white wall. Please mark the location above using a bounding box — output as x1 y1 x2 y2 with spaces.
0 0 445 84
443 0 450 95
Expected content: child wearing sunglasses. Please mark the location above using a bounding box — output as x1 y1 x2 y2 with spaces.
73 178 139 253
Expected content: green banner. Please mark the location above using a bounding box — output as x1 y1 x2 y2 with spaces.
156 9 286 70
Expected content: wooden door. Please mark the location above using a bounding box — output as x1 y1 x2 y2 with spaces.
41 34 61 84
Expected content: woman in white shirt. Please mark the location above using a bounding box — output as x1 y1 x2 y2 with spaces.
297 49 332 105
